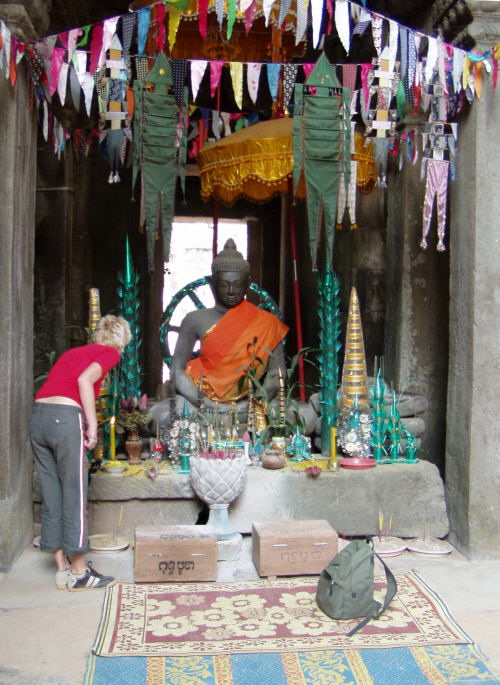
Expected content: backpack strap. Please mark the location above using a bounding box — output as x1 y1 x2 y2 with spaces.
346 549 398 637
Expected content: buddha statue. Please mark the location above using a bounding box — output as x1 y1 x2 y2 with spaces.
171 238 289 410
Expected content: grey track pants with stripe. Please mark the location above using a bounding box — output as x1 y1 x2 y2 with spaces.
29 402 89 558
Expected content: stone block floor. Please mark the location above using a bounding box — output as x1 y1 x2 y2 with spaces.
0 536 499 684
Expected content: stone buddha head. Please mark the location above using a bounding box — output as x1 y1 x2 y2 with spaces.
211 238 250 309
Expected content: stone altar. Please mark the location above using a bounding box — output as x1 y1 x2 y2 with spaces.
33 460 449 541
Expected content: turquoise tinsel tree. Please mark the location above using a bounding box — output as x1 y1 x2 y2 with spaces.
117 235 142 401
316 265 342 456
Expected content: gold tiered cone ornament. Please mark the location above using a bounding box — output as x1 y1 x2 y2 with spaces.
88 288 101 333
337 287 372 458
340 287 369 410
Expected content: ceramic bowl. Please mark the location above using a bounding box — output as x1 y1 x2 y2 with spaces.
102 463 127 474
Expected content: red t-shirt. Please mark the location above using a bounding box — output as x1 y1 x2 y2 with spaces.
35 343 120 406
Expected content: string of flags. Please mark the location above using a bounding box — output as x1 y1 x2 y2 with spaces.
1 0 499 261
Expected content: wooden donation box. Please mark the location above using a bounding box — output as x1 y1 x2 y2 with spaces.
252 520 338 577
134 525 217 583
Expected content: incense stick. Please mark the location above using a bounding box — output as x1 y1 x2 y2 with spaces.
113 504 124 545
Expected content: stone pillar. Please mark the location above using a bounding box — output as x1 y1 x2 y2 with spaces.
384 155 450 471
445 3 500 558
0 2 48 569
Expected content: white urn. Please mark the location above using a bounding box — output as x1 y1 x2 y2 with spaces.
190 453 247 540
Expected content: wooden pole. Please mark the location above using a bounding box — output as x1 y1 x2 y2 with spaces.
287 177 306 402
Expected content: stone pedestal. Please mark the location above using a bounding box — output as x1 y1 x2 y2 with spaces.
33 461 449 541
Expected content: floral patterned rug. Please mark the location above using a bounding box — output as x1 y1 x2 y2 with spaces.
93 572 471 657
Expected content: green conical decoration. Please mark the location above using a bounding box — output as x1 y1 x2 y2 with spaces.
370 367 386 462
117 235 142 401
316 265 342 456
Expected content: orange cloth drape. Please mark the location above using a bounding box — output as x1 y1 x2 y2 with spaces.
185 299 288 401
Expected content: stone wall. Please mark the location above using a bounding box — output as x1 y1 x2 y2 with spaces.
446 6 500 558
0 61 38 570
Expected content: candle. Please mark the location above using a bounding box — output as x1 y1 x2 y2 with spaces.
329 427 337 467
110 416 116 461
278 368 286 425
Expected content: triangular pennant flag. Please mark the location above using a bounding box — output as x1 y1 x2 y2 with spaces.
245 1 257 35
295 0 308 45
371 14 382 56
58 31 68 49
342 63 357 93
121 14 135 57
263 0 274 26
302 63 315 79
89 23 103 74
42 99 49 141
172 58 188 106
49 47 65 96
75 50 87 87
82 72 95 115
137 8 151 57
212 111 223 139
474 61 483 99
240 0 253 13
452 48 464 94
353 7 371 35
198 0 209 39
191 60 208 101
267 63 281 101
230 61 243 109
311 0 324 49
57 62 69 104
325 0 333 34
69 65 81 110
282 63 298 106
215 0 224 27
278 0 292 28
246 62 262 104
67 28 82 61
9 35 17 86
425 36 438 83
227 0 237 39
77 25 91 47
168 5 183 52
388 20 398 73
334 0 350 55
155 3 167 53
210 60 224 98
1 23 11 78
221 111 231 136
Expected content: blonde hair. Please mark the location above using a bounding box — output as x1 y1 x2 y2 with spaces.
93 315 131 350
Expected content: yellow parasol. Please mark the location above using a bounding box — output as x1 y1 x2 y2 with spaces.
198 117 304 206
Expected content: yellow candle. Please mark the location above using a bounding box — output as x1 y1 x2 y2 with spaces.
329 427 337 464
110 416 116 461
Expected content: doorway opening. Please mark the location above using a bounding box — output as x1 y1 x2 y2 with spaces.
162 217 248 380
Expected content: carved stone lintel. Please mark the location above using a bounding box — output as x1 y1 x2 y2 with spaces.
0 1 50 40
467 1 500 51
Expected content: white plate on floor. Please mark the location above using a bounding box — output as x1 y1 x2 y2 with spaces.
89 534 130 552
406 537 453 556
373 536 407 557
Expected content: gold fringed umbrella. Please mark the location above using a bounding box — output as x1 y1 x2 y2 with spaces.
198 117 305 206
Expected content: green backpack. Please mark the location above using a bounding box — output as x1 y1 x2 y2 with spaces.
315 539 397 636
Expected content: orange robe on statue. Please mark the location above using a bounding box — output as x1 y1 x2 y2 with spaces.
185 299 289 402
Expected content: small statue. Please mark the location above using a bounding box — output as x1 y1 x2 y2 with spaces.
288 426 311 461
